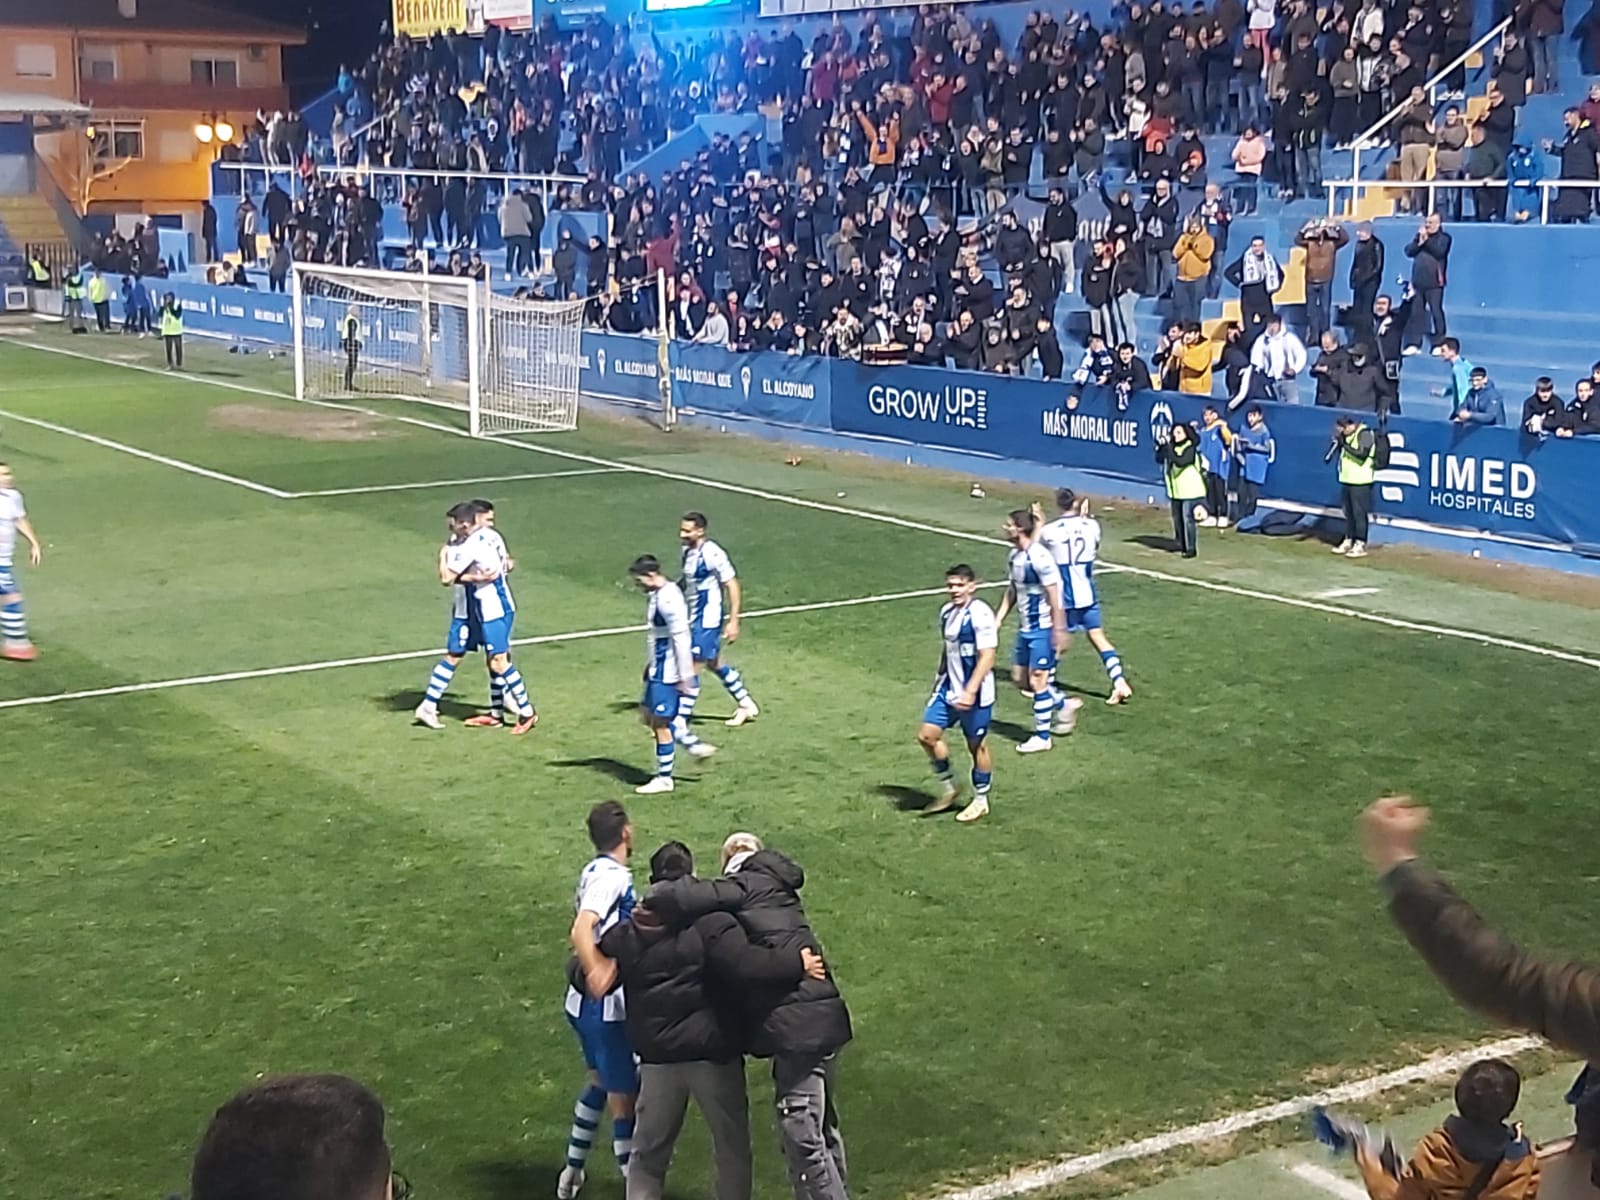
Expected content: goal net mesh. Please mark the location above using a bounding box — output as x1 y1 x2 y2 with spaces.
292 264 586 435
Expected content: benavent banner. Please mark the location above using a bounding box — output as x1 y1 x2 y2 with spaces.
391 0 484 38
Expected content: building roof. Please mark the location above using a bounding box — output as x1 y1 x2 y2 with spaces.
0 92 92 118
0 0 305 42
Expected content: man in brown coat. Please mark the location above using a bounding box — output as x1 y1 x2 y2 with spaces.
1295 217 1349 345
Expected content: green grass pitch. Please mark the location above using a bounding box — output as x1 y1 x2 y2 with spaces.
1 328 1597 1200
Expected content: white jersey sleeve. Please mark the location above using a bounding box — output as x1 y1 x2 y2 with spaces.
0 489 25 566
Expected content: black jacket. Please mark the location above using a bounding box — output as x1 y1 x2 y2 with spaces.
1335 356 1385 413
600 900 807 1063
647 850 852 1059
1348 236 1384 290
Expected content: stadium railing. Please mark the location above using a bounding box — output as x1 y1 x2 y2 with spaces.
1322 177 1600 223
213 163 588 214
1345 17 1512 187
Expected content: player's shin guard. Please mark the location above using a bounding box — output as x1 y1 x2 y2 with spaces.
423 658 457 704
1032 691 1055 737
672 686 701 745
612 1114 635 1175
1099 646 1126 683
655 742 675 779
566 1083 606 1170
716 663 752 704
972 768 992 798
500 665 534 717
1 597 28 644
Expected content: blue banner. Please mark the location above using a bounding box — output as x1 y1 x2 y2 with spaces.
98 286 1600 550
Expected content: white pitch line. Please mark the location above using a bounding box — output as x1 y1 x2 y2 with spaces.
937 1035 1540 1200
1314 587 1383 600
1286 1161 1370 1200
291 468 623 498
0 584 968 712
11 339 1600 678
0 405 295 499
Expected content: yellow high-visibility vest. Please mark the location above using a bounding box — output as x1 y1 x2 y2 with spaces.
1339 427 1376 485
87 275 109 304
159 304 183 337
1166 453 1206 500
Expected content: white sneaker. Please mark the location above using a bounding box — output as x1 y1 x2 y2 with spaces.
1107 678 1134 705
1015 735 1053 754
413 702 442 729
955 795 990 823
635 776 676 795
1051 697 1084 735
1430 345 1447 356
1345 542 1369 558
1332 539 1353 554
1402 345 1422 357
687 741 718 759
1198 516 1219 527
925 778 959 815
724 700 760 727
557 1166 586 1200
1217 516 1231 528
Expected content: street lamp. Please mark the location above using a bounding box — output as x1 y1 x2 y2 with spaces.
194 113 233 146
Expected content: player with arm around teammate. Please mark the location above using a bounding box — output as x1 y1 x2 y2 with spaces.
413 502 536 734
559 800 641 1200
630 554 698 795
0 463 43 661
1033 489 1133 706
919 564 999 823
461 498 538 730
993 508 1071 754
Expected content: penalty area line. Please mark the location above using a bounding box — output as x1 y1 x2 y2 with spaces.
937 1035 1540 1200
0 584 973 712
290 467 626 497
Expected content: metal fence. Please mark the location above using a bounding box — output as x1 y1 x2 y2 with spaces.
24 240 83 285
1322 177 1600 224
214 162 586 214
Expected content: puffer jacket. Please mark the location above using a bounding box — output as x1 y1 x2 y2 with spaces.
599 902 809 1065
1354 1114 1538 1200
648 850 853 1059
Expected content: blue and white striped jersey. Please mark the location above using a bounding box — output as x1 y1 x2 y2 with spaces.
0 489 24 566
563 855 636 1021
445 528 514 622
645 581 694 684
681 539 736 630
1007 543 1062 633
1037 515 1102 609
937 599 999 707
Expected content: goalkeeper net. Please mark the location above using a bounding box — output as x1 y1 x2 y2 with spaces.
291 261 586 435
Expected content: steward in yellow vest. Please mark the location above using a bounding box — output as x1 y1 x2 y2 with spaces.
1333 416 1377 558
1155 421 1206 558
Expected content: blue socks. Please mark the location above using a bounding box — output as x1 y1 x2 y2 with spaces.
0 597 26 644
972 769 992 798
673 684 701 745
931 755 951 781
612 1114 635 1173
423 658 457 704
500 665 533 717
716 663 752 704
566 1083 606 1170
1032 691 1055 737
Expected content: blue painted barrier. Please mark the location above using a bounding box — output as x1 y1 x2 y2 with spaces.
111 285 1600 551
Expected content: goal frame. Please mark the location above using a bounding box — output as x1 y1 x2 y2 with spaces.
290 259 484 432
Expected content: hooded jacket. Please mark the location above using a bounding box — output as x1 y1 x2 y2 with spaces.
647 850 853 1059
1355 1116 1538 1200
599 893 809 1064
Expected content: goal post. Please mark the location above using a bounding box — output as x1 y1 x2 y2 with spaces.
290 260 585 435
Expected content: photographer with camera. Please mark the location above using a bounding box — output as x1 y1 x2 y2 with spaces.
1329 415 1378 558
1155 421 1207 558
